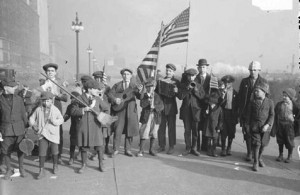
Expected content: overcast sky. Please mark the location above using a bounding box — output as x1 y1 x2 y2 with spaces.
49 0 298 76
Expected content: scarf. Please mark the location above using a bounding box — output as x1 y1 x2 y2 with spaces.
225 87 233 109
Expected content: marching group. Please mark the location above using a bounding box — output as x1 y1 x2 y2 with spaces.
0 58 299 180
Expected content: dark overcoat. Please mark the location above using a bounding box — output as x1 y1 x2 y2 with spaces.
70 93 109 147
0 94 27 136
203 105 223 138
219 89 239 125
110 81 140 137
178 82 205 122
64 101 78 146
139 92 164 124
157 77 180 116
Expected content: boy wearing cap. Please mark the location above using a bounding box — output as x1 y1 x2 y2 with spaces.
271 88 300 163
178 68 205 156
137 78 164 157
0 79 28 180
219 75 239 156
63 91 81 165
70 79 108 173
29 91 64 179
41 63 68 163
157 63 180 154
110 68 143 157
203 92 223 157
245 80 274 171
238 61 267 161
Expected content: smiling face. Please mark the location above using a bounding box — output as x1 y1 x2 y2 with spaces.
46 67 57 79
166 68 175 78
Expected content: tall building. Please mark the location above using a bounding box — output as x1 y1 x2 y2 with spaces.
0 0 40 75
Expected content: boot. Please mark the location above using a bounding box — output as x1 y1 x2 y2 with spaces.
97 148 105 172
53 155 59 174
211 139 218 157
137 139 145 157
252 145 259 172
3 155 13 180
37 156 46 179
78 151 87 174
221 139 226 156
149 138 157 156
226 139 233 156
276 144 284 162
284 148 293 163
245 139 252 161
18 152 27 178
258 146 265 167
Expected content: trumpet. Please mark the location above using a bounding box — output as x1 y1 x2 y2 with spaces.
189 81 196 88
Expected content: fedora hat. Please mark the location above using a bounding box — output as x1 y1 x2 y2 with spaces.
196 59 209 66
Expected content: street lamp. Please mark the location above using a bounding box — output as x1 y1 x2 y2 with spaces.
86 44 93 75
92 56 97 71
71 12 84 81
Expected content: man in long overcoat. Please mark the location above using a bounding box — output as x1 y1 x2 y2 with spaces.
110 68 143 157
157 64 180 154
238 61 267 161
70 80 108 173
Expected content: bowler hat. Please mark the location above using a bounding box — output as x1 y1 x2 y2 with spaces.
221 75 235 83
196 59 209 66
40 91 54 100
0 78 18 87
43 63 58 71
185 68 198 76
166 63 176 71
120 68 133 75
283 88 296 101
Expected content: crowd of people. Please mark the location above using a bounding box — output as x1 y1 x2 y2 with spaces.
0 58 299 180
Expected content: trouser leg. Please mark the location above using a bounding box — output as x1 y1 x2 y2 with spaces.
168 114 176 148
96 146 105 172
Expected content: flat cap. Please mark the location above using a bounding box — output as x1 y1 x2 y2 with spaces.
221 75 235 83
166 63 176 71
185 68 198 76
1 78 18 87
84 79 105 90
40 91 54 100
43 63 58 71
120 68 133 75
92 71 104 78
283 88 296 101
80 75 93 82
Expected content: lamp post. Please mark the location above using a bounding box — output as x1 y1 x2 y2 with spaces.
71 12 84 81
86 44 93 75
92 56 97 71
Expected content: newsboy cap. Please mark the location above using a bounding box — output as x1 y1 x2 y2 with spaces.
283 88 296 101
221 75 235 83
80 75 93 83
120 68 133 75
196 59 209 66
43 63 58 71
84 79 105 90
40 91 54 100
255 79 269 94
92 71 103 78
166 63 176 71
185 68 198 76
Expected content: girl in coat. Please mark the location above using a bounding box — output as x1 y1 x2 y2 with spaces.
29 91 64 179
203 92 223 157
271 88 300 163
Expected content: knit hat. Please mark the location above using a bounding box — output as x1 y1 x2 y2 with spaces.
248 61 261 70
283 88 296 101
255 79 269 94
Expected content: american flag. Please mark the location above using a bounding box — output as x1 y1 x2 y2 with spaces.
209 74 219 91
161 7 190 47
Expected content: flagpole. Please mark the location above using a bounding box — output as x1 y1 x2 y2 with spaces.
184 4 191 71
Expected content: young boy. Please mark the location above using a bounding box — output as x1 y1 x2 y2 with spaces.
29 91 64 179
271 88 300 163
203 92 223 157
219 75 238 156
178 68 205 156
137 78 164 157
246 80 274 171
63 91 80 165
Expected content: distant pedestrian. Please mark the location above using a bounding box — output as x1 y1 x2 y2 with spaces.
271 88 300 163
245 80 274 171
203 92 223 157
29 91 64 179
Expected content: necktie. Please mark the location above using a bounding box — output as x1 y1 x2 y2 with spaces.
125 82 128 89
200 76 204 85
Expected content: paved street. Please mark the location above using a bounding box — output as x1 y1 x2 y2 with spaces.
0 117 299 195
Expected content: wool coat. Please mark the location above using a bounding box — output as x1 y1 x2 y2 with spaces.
64 101 78 145
110 81 140 137
139 92 164 124
70 93 109 147
0 94 27 136
203 105 223 138
178 82 205 122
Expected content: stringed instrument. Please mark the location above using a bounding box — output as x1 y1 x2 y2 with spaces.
111 86 137 112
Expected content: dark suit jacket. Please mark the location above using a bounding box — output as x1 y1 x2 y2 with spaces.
0 94 27 136
195 74 211 95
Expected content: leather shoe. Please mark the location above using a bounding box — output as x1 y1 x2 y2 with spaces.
19 168 27 178
258 159 265 167
276 155 283 162
182 150 190 156
190 149 200 156
157 147 165 153
68 158 74 165
113 150 119 156
252 163 258 172
53 164 59 174
167 147 174 155
136 151 144 157
149 150 157 156
37 168 46 180
3 169 13 180
78 164 86 174
125 151 133 157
